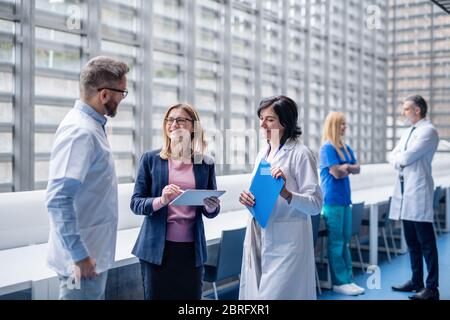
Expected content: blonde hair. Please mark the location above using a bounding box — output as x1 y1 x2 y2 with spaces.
159 103 207 161
322 111 350 161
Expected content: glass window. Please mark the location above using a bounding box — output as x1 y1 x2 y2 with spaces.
231 9 255 113
262 21 282 74
154 0 183 20
153 0 185 152
0 162 12 185
35 105 71 126
0 102 12 123
263 0 283 19
2 0 401 191
0 18 14 190
33 1 85 188
35 0 82 14
101 0 139 182
196 60 219 92
195 1 224 165
102 4 137 34
287 27 305 111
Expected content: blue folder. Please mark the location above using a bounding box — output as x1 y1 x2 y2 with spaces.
247 159 284 228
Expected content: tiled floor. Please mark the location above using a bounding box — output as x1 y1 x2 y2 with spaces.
209 232 450 300
318 232 450 300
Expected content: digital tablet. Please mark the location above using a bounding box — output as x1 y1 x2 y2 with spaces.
169 189 226 206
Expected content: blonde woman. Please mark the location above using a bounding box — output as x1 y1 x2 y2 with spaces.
319 111 363 296
130 103 220 300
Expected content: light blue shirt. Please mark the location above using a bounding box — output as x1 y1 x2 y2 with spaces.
46 100 118 276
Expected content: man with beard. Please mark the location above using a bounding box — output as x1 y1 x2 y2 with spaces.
389 95 440 300
46 56 129 299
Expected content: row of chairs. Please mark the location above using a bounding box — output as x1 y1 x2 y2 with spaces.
311 202 366 293
204 202 373 299
313 186 446 293
361 199 398 262
203 228 246 300
204 202 368 299
205 203 367 299
204 187 446 299
434 186 446 235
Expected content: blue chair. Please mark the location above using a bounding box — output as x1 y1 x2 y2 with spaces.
311 214 322 294
382 198 398 260
362 198 397 262
438 187 446 232
203 227 246 300
351 202 365 272
311 214 331 293
433 186 443 235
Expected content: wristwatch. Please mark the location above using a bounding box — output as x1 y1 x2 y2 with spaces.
282 191 293 204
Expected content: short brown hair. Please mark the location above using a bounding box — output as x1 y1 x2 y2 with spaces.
80 55 129 98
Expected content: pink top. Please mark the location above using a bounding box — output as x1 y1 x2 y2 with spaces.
153 158 196 242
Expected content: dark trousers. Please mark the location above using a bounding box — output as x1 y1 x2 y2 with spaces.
140 241 203 300
403 220 439 289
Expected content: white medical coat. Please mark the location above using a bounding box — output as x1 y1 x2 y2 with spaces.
239 139 323 300
389 119 439 223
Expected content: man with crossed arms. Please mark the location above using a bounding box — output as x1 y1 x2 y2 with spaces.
389 95 440 300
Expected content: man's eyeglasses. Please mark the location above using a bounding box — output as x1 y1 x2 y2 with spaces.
98 87 128 99
164 117 194 126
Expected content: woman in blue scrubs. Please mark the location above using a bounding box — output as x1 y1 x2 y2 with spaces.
319 111 363 296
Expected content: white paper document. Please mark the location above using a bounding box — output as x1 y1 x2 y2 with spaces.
169 189 226 206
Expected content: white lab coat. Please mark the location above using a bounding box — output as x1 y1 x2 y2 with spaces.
239 139 323 300
389 119 439 223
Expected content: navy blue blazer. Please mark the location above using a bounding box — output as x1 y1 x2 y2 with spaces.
130 149 220 267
